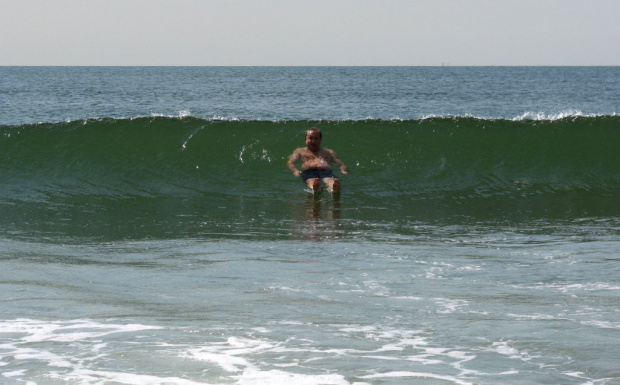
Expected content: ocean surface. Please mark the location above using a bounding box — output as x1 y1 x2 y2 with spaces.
1 66 619 384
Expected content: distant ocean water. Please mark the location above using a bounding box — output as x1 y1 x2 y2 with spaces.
1 67 619 384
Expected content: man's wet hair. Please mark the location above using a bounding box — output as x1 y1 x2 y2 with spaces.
305 127 322 139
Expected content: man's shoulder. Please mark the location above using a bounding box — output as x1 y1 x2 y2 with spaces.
294 147 312 154
290 147 308 158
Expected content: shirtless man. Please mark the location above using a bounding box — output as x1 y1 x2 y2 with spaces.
287 127 348 193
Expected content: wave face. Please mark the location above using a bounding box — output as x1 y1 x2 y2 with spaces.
2 116 619 239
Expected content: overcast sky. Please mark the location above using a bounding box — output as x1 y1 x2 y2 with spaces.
1 0 618 66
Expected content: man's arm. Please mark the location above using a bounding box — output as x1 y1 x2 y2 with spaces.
287 149 302 177
329 150 348 175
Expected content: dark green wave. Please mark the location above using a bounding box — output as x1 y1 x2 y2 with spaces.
2 116 618 197
1 116 619 239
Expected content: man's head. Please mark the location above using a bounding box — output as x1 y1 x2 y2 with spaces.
305 128 322 151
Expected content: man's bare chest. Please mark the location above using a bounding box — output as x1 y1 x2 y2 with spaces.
301 150 330 161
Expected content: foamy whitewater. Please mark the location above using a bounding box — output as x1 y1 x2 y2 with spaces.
1 67 619 384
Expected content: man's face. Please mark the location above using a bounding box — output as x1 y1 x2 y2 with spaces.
305 131 321 151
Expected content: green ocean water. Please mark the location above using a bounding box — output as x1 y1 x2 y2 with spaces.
2 116 619 241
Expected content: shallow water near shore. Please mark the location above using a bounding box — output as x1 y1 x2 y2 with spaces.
3 220 619 384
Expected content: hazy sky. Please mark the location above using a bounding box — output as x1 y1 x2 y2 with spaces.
1 0 618 66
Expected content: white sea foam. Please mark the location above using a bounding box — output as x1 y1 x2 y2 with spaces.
508 281 620 293
235 369 349 385
512 110 601 121
491 341 521 357
434 297 469 314
52 369 208 385
1 318 162 343
579 320 620 329
392 295 425 300
2 369 26 378
361 371 474 385
183 336 351 385
507 313 557 321
3 318 351 385
0 319 173 384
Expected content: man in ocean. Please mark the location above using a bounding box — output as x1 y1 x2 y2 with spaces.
287 127 348 193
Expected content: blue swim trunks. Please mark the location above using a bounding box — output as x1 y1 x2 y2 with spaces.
301 168 337 182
